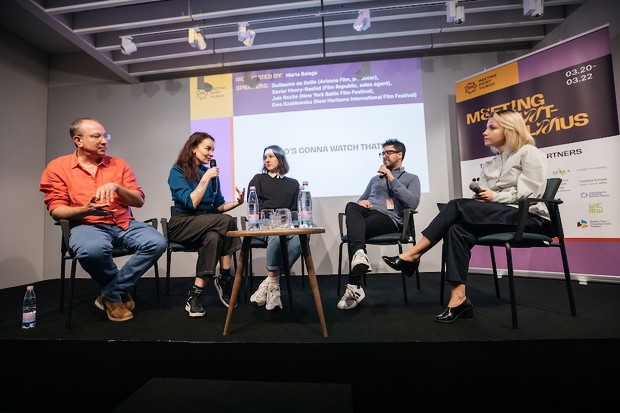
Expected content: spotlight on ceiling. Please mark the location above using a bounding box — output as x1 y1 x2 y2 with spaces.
353 9 371 32
188 27 207 50
446 1 465 25
524 0 544 19
120 36 137 55
238 22 256 47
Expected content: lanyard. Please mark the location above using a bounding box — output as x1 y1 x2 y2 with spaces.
387 171 406 198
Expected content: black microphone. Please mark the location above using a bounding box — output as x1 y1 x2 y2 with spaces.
469 178 482 194
209 159 218 192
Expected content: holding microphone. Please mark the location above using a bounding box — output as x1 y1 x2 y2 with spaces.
209 159 218 192
469 178 482 194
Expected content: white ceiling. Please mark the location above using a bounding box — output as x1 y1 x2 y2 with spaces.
0 0 588 84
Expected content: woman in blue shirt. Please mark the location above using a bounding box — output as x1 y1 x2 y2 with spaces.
167 132 245 317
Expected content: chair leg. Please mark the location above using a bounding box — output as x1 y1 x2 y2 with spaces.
249 248 254 290
59 258 67 313
398 244 408 304
300 257 306 288
489 246 501 298
337 242 344 296
415 268 421 290
165 249 172 310
560 245 577 316
504 245 518 329
279 237 294 309
439 242 446 306
153 262 161 308
65 260 78 329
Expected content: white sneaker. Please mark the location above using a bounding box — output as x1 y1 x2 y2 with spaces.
351 250 372 274
337 284 366 310
250 277 271 307
265 283 283 311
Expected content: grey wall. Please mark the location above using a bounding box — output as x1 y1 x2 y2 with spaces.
1 0 619 289
0 28 48 289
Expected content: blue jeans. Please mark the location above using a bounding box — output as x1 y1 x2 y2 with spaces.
69 221 166 301
265 235 302 272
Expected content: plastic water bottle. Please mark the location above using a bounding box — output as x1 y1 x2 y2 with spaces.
22 285 37 329
247 186 260 230
298 181 313 228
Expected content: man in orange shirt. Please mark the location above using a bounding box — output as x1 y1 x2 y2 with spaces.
40 117 166 322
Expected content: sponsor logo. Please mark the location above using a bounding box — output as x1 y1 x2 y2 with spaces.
552 167 570 176
577 219 588 229
464 82 477 94
588 203 603 213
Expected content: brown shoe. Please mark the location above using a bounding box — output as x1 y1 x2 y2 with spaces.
95 294 105 311
103 298 133 322
121 292 135 312
96 293 135 312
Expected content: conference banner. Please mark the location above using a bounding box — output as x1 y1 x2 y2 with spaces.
455 26 619 279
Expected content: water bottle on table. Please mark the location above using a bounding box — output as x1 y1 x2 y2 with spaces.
247 186 260 230
298 181 313 228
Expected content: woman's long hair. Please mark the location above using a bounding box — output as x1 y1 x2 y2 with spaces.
492 110 535 155
174 132 214 183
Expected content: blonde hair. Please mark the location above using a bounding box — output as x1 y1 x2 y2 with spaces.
492 110 535 154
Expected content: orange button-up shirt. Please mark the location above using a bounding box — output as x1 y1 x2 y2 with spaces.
39 151 144 230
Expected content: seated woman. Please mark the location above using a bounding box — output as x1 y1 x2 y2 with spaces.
167 132 245 317
248 145 302 311
383 110 550 323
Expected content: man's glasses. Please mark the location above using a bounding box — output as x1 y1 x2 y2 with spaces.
379 150 401 157
78 133 111 142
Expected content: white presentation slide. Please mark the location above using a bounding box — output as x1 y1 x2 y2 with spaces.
233 103 429 198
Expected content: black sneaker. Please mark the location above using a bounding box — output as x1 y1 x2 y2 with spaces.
185 295 206 317
214 275 236 308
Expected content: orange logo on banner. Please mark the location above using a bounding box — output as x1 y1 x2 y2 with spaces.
456 62 520 103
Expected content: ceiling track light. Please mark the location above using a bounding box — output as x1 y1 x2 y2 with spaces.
446 1 465 25
188 27 207 50
353 9 371 32
120 36 137 55
237 22 256 47
523 0 544 19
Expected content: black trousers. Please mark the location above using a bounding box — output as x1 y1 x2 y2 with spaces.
168 212 241 277
422 198 547 285
344 202 398 283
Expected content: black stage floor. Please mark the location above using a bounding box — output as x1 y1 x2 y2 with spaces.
1 272 618 412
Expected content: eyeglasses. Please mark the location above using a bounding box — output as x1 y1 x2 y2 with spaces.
379 150 401 157
78 133 111 142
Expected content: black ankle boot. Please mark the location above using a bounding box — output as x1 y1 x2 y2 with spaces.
435 298 474 323
381 256 420 276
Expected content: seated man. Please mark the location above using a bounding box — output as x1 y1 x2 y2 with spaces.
39 117 166 322
337 138 421 310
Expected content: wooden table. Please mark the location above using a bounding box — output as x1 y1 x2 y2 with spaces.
223 227 328 337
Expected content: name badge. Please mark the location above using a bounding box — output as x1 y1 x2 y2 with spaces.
386 198 394 210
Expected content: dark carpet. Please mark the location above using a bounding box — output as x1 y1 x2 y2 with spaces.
0 272 618 412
